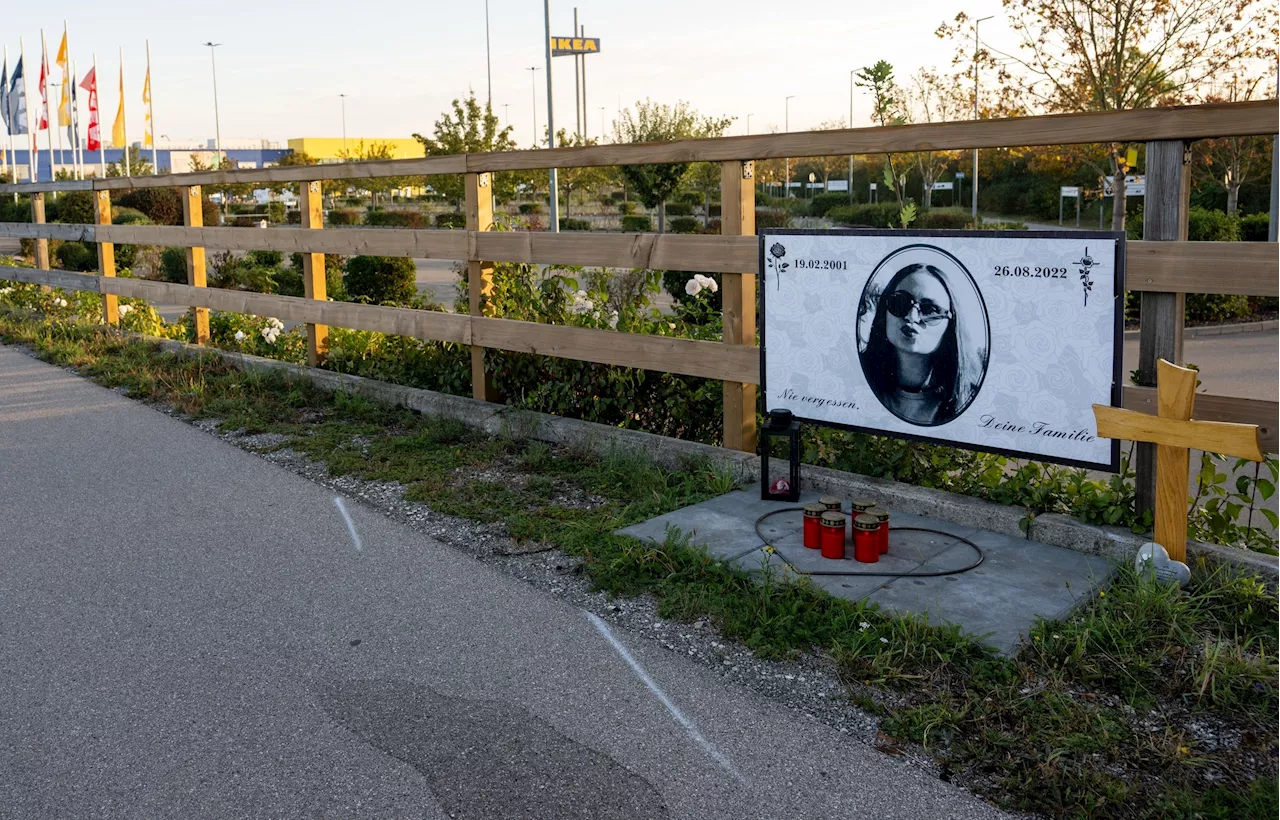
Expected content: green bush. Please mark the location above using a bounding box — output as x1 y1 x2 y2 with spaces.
248 250 284 268
1239 213 1270 241
754 208 791 230
915 207 970 230
1127 207 1242 242
230 217 263 228
201 198 220 227
708 203 721 218
344 197 362 206
364 209 429 229
435 212 466 229
609 191 626 202
116 188 183 225
53 190 96 225
669 216 700 234
617 201 638 215
286 210 301 225
809 192 849 217
266 201 286 224
1185 293 1252 323
677 191 702 207
111 207 151 225
328 209 360 226
0 198 31 224
160 247 188 283
662 270 723 313
55 241 95 272
559 218 592 231
828 202 899 227
664 202 694 216
518 202 542 215
620 214 653 232
344 255 417 304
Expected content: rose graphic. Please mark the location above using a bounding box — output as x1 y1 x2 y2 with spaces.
766 242 789 289
1074 247 1097 307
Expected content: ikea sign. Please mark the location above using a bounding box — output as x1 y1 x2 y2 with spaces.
551 36 601 56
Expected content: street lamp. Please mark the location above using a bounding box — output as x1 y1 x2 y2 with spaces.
527 66 541 147
339 94 348 158
972 16 993 221
202 42 223 161
784 95 795 199
599 106 606 139
746 113 753 135
484 0 493 108
848 69 856 203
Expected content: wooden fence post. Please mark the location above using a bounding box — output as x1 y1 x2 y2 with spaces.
721 160 757 453
299 180 328 366
94 190 119 325
1135 140 1190 515
465 171 497 402
30 193 51 273
183 185 210 344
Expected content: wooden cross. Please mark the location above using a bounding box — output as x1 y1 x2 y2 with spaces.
1094 359 1265 563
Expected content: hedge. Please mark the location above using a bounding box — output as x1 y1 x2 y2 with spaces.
664 202 694 216
364 209 429 229
328 209 360 226
344 255 417 305
914 207 970 230
435 212 466 229
620 214 653 232
518 203 542 215
669 216 700 234
809 191 849 217
828 202 899 228
755 208 791 230
1239 213 1270 242
559 218 592 231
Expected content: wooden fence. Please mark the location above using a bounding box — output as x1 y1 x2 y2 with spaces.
1 99 1276 514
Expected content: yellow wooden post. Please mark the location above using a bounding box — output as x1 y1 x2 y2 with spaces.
720 160 757 453
31 193 51 274
183 185 210 344
1094 360 1265 563
465 171 497 402
299 180 328 366
94 190 119 325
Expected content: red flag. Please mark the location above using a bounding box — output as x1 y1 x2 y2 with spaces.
37 59 48 130
80 67 100 151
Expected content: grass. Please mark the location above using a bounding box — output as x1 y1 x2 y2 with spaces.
1 311 1276 819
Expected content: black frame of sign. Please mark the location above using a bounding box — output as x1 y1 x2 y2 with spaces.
757 228 1125 472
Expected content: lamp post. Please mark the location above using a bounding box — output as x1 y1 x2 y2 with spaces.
339 94 348 158
503 103 510 127
599 106 606 139
527 66 540 146
202 42 223 162
484 0 493 108
784 95 795 199
971 15 993 221
542 0 558 233
746 113 753 135
848 69 855 203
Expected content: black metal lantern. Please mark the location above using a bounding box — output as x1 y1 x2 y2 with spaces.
761 408 801 502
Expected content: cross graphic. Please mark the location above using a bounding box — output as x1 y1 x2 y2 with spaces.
1093 360 1265 564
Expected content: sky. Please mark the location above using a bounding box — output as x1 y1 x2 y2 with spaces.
4 0 1016 148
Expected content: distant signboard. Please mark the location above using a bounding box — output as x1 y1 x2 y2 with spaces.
827 180 849 192
1061 186 1080 197
955 172 965 179
932 182 954 191
551 36 601 56
869 183 878 190
1103 176 1145 197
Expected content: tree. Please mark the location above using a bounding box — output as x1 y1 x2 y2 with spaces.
612 99 733 232
940 1 1279 229
106 146 155 178
553 130 610 215
907 69 966 208
188 153 253 214
413 91 520 208
337 140 412 204
269 150 319 196
801 120 855 195
1193 73 1274 214
853 62 910 206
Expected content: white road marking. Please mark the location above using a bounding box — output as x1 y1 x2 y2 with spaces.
586 611 745 783
333 497 363 552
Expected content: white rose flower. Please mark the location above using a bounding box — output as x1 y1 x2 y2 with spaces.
234 330 247 342
684 278 703 296
607 310 619 330
703 276 718 294
117 304 133 316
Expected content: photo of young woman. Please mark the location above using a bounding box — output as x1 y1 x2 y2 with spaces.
858 250 989 427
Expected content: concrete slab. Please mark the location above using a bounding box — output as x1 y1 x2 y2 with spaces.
617 484 1117 655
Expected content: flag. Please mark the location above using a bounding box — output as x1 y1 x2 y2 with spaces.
79 65 97 150
55 33 68 73
1 58 9 135
8 57 27 136
142 66 151 147
111 63 125 148
67 74 77 144
37 58 47 131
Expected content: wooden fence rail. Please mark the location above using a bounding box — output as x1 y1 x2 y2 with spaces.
1 99 1277 522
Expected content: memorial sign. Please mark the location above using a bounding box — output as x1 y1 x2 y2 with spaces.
760 229 1125 470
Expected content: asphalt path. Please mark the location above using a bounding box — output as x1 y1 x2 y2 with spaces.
0 342 1009 819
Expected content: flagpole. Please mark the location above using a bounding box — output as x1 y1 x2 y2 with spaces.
2 46 10 184
41 30 54 184
146 40 156 173
21 38 34 185
93 53 104 179
71 59 82 179
119 48 130 177
64 20 82 180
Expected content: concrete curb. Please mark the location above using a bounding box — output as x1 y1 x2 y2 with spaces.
145 336 1278 586
1122 318 1278 339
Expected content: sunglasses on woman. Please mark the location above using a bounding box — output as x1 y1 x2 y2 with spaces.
884 290 952 324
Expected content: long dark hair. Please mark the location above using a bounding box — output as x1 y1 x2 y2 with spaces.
862 263 978 425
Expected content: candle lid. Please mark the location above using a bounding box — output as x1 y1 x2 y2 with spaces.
850 497 876 510
853 513 879 531
820 511 846 526
867 506 890 522
803 502 826 517
819 495 842 509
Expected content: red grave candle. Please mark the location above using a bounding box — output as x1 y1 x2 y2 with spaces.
853 514 880 563
819 511 847 560
802 503 825 549
867 506 891 554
